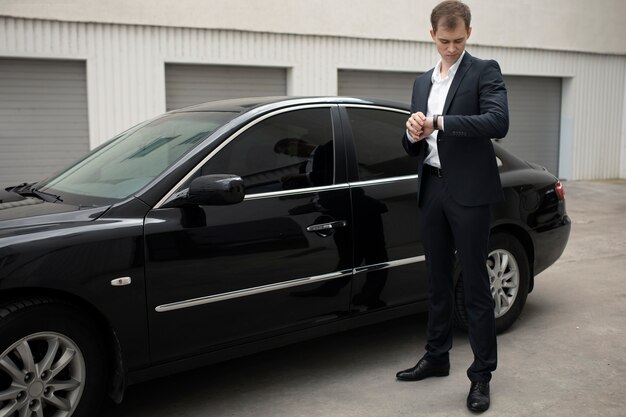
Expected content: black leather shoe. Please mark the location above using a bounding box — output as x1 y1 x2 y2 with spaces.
467 381 490 412
395 357 450 381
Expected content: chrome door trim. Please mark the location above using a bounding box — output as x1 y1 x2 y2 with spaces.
155 269 352 313
154 103 337 209
244 183 350 201
353 255 425 275
338 104 410 115
243 175 418 200
155 255 426 313
348 175 418 188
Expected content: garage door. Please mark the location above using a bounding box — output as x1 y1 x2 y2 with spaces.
338 70 562 175
338 70 416 104
0 58 89 185
165 65 287 111
499 76 561 175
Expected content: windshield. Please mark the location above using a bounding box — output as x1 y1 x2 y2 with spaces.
36 111 238 203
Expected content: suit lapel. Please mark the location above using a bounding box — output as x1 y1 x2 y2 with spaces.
442 52 474 115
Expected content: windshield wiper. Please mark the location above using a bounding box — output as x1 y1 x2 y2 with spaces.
9 183 63 203
32 188 63 203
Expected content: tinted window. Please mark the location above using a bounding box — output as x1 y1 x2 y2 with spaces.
346 108 416 181
200 108 335 194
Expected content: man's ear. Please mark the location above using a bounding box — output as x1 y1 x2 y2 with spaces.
466 27 472 40
430 29 436 41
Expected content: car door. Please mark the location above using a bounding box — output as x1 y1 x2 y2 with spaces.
339 105 429 313
143 105 354 363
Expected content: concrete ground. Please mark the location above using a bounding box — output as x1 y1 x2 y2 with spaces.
102 180 626 417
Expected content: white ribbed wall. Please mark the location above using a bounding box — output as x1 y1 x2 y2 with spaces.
621 68 626 179
1 17 624 180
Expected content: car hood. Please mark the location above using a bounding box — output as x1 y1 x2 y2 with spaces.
0 188 109 230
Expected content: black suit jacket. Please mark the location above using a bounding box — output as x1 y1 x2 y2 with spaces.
403 52 509 207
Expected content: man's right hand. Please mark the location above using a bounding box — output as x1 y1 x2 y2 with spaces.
406 112 434 141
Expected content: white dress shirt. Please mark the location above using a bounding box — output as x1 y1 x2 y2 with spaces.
408 50 465 169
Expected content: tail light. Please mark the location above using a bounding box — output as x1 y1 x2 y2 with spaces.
555 181 565 201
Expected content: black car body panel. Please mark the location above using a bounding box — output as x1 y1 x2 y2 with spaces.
0 197 152 370
0 96 571 400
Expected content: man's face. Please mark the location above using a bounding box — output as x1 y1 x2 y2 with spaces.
430 19 472 67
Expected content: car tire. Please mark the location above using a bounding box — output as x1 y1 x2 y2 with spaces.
454 232 530 334
0 297 107 417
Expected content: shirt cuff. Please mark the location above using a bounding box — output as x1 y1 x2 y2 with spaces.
440 116 444 132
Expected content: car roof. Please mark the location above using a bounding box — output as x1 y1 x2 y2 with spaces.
170 96 411 115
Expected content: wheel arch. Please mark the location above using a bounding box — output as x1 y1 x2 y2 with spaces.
0 287 127 404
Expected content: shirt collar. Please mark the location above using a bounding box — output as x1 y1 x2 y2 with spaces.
432 50 466 83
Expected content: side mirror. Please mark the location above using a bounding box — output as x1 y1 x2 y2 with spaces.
163 174 245 207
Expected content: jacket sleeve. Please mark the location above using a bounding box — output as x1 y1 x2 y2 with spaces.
442 60 509 139
402 131 423 156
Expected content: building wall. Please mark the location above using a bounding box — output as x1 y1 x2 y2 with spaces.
1 0 626 55
0 16 625 180
622 71 626 179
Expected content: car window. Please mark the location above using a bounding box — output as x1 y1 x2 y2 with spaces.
37 111 238 203
345 107 416 181
198 108 335 194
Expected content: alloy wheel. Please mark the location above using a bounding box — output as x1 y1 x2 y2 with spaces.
0 331 85 417
487 248 520 318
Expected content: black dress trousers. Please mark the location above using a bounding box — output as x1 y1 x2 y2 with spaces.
420 166 497 382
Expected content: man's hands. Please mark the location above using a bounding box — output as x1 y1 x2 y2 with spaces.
406 112 434 141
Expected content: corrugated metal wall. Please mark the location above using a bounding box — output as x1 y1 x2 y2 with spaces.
337 70 417 103
500 76 562 176
0 16 624 180
164 64 287 111
0 58 89 183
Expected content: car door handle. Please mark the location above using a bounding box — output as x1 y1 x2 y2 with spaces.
306 220 347 233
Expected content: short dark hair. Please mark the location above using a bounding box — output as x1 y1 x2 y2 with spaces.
431 0 471 32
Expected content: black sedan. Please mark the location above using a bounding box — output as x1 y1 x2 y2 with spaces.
0 97 570 417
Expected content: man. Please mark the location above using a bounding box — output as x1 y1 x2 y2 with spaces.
397 0 508 412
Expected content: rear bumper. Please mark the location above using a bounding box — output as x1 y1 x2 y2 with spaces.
533 214 571 276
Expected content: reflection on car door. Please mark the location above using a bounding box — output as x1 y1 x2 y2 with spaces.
340 106 429 313
143 106 354 363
